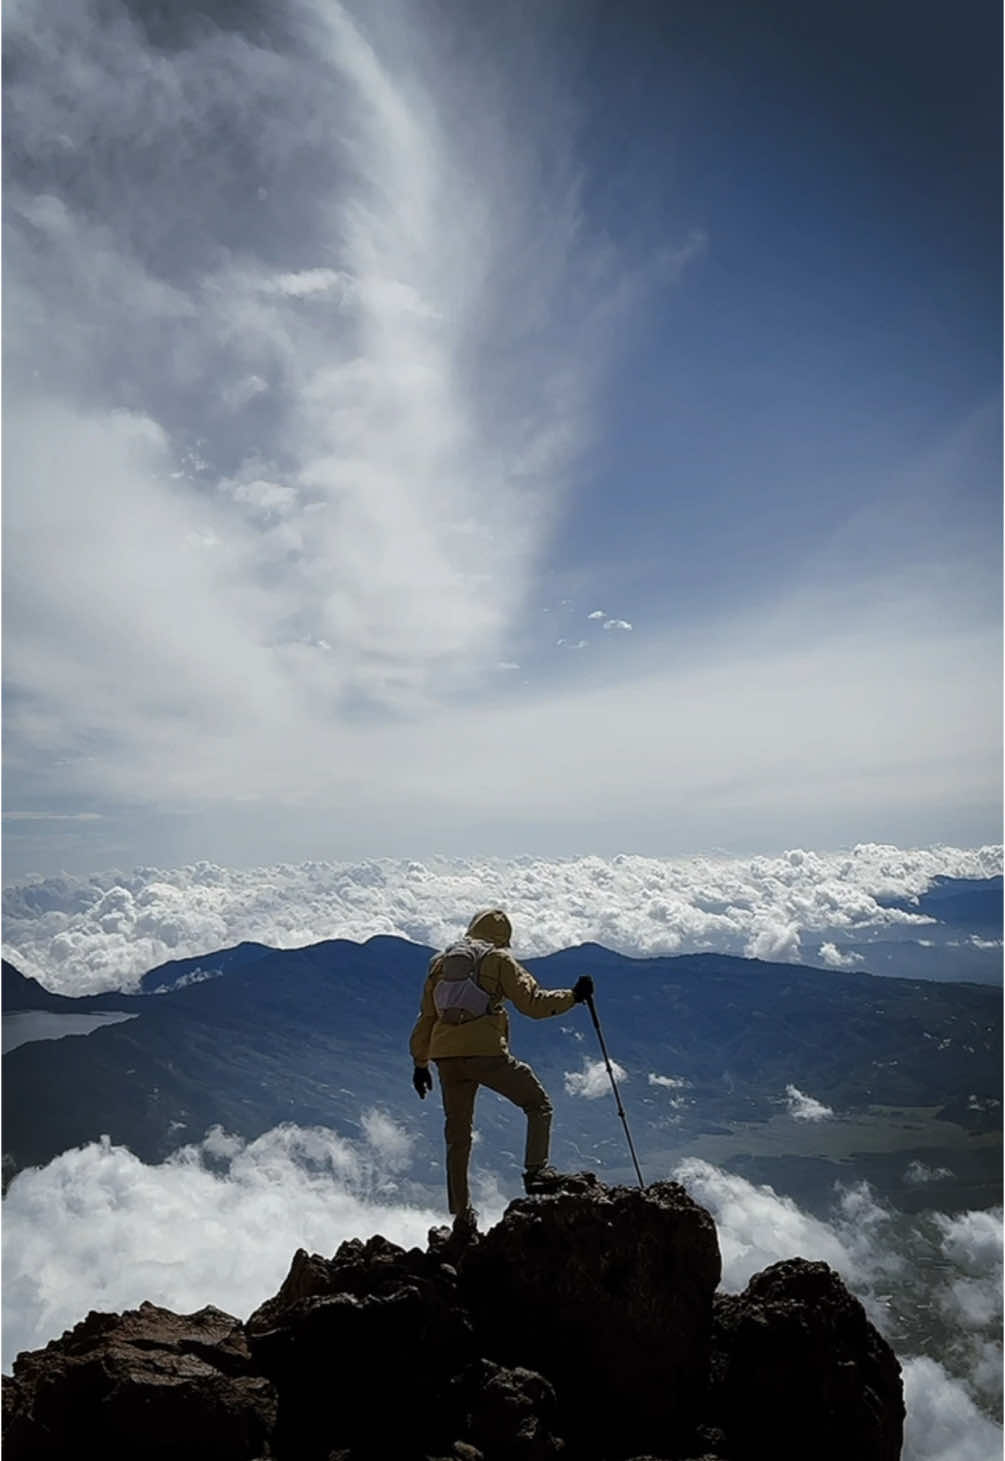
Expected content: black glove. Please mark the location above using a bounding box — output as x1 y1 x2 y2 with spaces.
572 975 594 1004
413 1065 434 1099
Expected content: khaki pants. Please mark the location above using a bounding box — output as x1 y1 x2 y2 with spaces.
435 1053 553 1214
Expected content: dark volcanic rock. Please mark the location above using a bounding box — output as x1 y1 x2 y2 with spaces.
246 1233 474 1459
710 1258 905 1461
459 1175 722 1458
455 1359 565 1460
2 1182 905 1461
3 1301 276 1460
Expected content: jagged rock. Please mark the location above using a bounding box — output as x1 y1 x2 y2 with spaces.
453 1359 565 1459
246 1234 435 1333
2 1182 905 1461
246 1234 473 1459
2 1301 276 1460
710 1258 905 1460
459 1177 722 1458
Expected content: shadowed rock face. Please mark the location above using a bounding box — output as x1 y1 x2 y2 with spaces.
459 1174 723 1457
710 1259 906 1461
2 1177 905 1461
1 1302 276 1460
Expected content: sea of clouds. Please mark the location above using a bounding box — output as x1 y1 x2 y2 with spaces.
3 842 1001 995
2 1120 1000 1460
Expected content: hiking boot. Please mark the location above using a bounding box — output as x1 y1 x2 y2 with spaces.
522 1164 564 1195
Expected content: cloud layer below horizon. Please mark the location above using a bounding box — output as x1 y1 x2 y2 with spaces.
3 842 1000 995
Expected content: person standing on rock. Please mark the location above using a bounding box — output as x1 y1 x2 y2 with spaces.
410 907 593 1226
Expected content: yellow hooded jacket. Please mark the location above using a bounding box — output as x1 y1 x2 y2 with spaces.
409 909 577 1065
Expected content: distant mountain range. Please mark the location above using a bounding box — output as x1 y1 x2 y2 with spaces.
3 937 1001 1216
878 874 1002 928
851 875 1003 983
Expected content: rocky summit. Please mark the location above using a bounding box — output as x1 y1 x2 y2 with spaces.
2 1175 905 1461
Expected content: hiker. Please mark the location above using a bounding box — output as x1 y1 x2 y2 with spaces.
410 907 593 1224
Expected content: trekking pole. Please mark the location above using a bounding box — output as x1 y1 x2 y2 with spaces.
585 993 645 1188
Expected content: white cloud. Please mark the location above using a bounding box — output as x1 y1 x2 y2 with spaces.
649 1073 688 1089
3 843 999 995
674 1158 881 1292
1 1121 459 1370
564 1056 626 1100
904 1161 953 1185
587 610 605 619
5 0 671 847
264 268 352 299
785 1085 834 1121
903 1357 1004 1461
2 1129 999 1461
817 940 864 968
934 1209 1003 1275
358 1109 413 1172
673 1159 1002 1459
2 8 1001 875
746 918 802 963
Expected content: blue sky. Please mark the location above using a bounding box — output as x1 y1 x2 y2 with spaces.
3 0 1001 877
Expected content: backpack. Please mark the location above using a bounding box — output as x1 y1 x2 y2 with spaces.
432 937 496 1025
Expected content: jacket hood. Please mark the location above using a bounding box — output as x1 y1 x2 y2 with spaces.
466 908 512 947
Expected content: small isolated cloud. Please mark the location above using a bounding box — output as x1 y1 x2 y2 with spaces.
785 1084 834 1121
154 967 222 994
649 1073 688 1089
555 639 588 650
496 661 521 671
602 619 632 631
904 1161 953 1185
264 267 351 299
746 920 802 963
817 941 864 969
934 1208 1003 1273
564 1056 626 1099
228 479 298 516
587 610 605 620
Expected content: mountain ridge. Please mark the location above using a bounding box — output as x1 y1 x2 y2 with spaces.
3 937 1000 1214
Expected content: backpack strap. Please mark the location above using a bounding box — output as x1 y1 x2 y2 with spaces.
472 943 505 1015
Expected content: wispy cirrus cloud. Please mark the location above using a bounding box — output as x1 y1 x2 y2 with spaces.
2 1 998 879
3 0 672 838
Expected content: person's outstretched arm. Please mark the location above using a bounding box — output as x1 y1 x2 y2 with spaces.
495 951 577 1019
